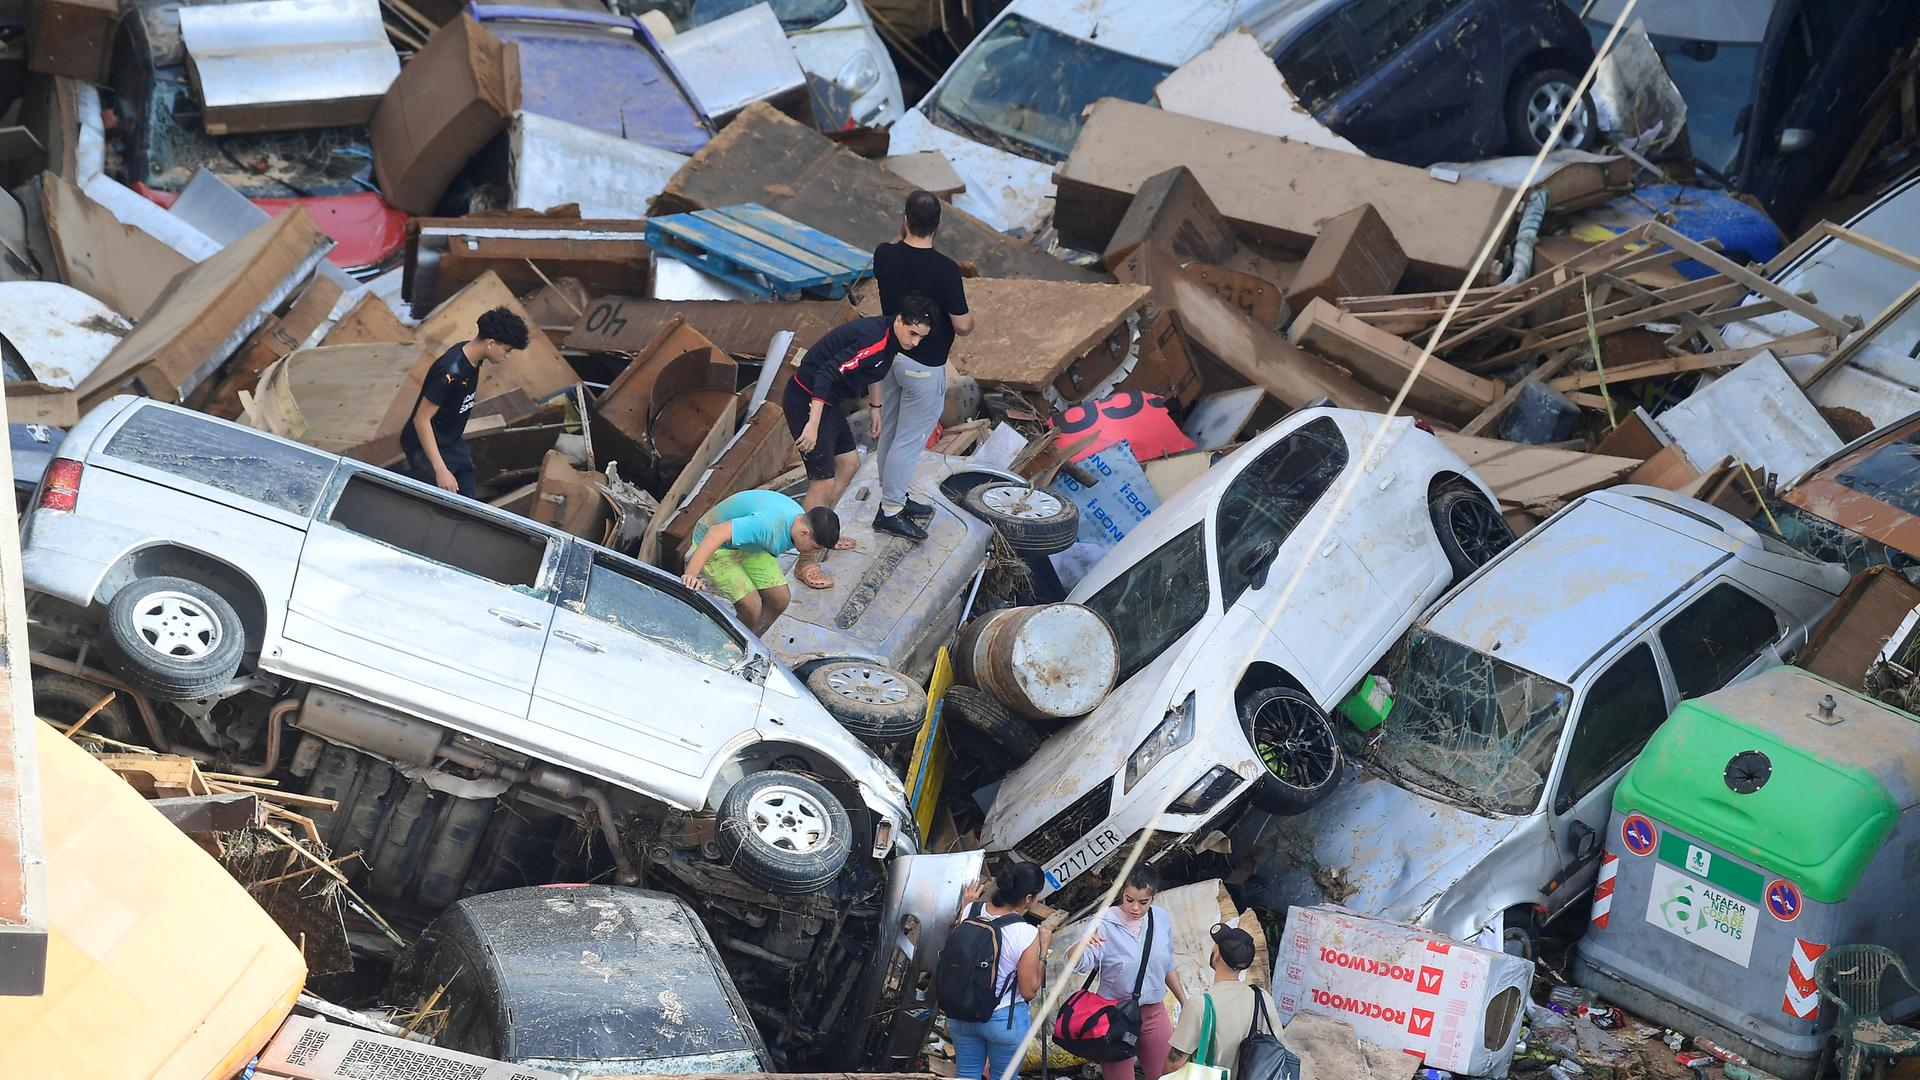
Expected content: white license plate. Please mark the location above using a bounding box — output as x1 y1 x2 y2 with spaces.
1043 825 1125 891
1644 862 1759 967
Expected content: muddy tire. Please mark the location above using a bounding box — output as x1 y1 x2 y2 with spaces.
102 576 246 701
962 483 1079 555
1431 490 1516 582
807 660 928 745
1508 67 1596 153
942 685 1041 770
716 770 853 895
1242 686 1343 815
1500 905 1539 962
31 670 143 743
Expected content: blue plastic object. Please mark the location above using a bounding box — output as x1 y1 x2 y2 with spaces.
1588 184 1782 279
646 204 875 299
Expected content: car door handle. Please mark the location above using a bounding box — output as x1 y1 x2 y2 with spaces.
488 607 545 630
554 629 606 653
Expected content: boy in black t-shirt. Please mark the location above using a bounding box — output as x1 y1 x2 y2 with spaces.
870 191 974 540
400 306 529 498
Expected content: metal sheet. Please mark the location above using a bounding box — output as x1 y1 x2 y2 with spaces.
1656 351 1843 482
508 111 687 220
0 283 132 389
179 0 400 133
659 3 807 121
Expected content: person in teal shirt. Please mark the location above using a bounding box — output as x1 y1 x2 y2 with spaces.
681 490 841 634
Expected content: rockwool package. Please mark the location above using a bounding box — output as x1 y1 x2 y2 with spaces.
1272 905 1533 1077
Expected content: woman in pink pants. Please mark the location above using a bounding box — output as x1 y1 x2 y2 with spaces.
1075 868 1189 1080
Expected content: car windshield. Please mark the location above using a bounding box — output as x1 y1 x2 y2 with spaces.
132 70 374 197
1588 22 1760 173
1836 428 1920 518
928 14 1173 163
1369 630 1573 816
1080 523 1212 685
626 0 846 32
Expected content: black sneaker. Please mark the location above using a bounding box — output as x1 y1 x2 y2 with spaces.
903 496 935 520
873 509 929 541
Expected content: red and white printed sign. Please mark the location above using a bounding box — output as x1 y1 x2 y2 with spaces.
1591 853 1619 929
1782 939 1827 1020
1275 906 1535 1077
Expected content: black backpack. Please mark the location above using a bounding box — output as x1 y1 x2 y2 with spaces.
936 903 1026 1023
1237 987 1302 1080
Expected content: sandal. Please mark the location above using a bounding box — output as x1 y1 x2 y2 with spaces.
796 561 835 590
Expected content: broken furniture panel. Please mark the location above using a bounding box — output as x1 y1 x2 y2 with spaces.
40 171 192 319
591 314 739 490
509 111 687 221
881 150 965 199
1056 100 1509 288
529 449 610 539
413 271 576 409
78 207 334 410
646 204 873 300
1154 30 1362 154
1288 298 1501 422
1653 351 1841 482
321 292 412 347
180 0 401 135
1102 165 1237 271
27 0 115 81
0 281 130 389
1288 203 1406 313
657 400 793 571
653 102 1096 283
197 273 349 418
371 14 521 215
1184 261 1288 333
240 342 431 457
860 279 1151 407
656 2 807 125
568 296 850 358
405 217 653 317
1436 432 1641 516
1797 567 1920 691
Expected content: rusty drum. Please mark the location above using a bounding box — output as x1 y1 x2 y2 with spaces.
954 604 1117 720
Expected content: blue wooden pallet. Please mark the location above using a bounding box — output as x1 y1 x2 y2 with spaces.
645 204 873 299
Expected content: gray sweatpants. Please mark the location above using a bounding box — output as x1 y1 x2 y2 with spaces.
875 355 947 513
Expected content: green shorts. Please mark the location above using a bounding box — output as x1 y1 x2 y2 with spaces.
702 547 787 603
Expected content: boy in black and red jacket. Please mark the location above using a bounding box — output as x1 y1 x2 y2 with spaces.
782 293 939 589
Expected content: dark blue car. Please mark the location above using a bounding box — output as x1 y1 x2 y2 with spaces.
1247 0 1599 165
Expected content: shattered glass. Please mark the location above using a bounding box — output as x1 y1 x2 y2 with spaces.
135 72 375 198
1368 630 1572 815
1767 503 1920 578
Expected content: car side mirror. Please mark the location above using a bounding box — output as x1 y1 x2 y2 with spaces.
1571 819 1598 861
1240 541 1280 591
1778 127 1816 154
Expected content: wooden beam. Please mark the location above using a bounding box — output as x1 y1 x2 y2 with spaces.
1801 279 1920 389
1460 350 1577 437
1434 224 1657 349
1546 332 1835 393
1645 222 1857 337
1470 281 1751 370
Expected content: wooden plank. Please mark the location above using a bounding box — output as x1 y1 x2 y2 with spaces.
1436 223 1653 347
1471 280 1750 370
854 279 1151 391
1459 350 1576 437
1436 433 1640 512
1801 279 1920 389
1645 222 1856 337
1547 331 1835 393
1287 298 1501 422
722 204 873 271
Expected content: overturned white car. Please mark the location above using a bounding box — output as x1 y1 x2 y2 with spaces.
979 407 1512 905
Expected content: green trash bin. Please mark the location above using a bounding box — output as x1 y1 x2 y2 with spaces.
1572 667 1920 1080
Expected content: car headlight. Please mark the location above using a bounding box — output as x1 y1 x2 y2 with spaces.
1125 692 1196 793
1169 766 1241 815
838 50 882 94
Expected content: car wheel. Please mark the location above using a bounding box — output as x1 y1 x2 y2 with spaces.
1430 490 1516 582
942 685 1041 770
1500 905 1539 963
1508 68 1596 153
806 660 928 745
962 482 1079 555
101 576 246 701
715 770 854 895
31 670 143 743
1242 686 1343 815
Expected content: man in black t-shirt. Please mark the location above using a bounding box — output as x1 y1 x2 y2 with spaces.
869 191 973 540
399 306 529 498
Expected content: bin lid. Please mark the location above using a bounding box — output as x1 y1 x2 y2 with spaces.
1614 666 1916 903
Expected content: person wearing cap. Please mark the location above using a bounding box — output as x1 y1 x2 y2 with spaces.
1163 923 1285 1077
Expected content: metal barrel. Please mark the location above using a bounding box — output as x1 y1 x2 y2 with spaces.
954 603 1118 720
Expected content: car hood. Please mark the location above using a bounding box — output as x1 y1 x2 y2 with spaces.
1242 771 1523 925
885 108 1056 234
979 635 1197 851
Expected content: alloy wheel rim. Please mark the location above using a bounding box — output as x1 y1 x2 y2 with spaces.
746 784 832 853
826 665 911 705
981 484 1063 520
1529 80 1588 147
1251 696 1337 789
130 591 221 659
1448 498 1514 566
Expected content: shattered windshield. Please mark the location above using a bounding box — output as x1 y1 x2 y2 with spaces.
928 14 1173 164
1836 428 1920 517
134 71 375 197
1081 523 1212 685
1370 630 1573 816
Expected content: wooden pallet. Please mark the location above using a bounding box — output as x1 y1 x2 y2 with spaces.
645 203 873 299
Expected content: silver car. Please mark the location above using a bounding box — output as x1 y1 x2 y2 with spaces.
20 396 961 1060
1234 486 1848 957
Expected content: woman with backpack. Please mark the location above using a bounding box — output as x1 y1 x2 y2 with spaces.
1073 868 1189 1080
942 862 1053 1080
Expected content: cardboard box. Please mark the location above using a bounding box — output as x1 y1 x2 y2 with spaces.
1273 905 1532 1077
371 15 520 215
